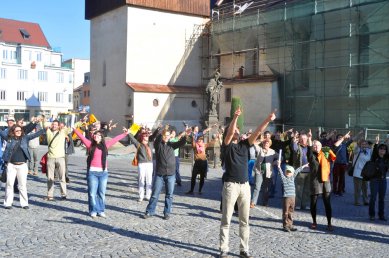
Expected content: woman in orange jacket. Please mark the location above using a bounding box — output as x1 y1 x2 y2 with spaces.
307 140 336 231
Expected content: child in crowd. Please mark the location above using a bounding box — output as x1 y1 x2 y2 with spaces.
277 160 309 232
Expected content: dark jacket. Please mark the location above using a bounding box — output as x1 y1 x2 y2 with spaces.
154 133 187 176
23 122 38 135
371 144 389 180
272 137 291 162
291 141 309 169
65 133 75 155
0 128 45 162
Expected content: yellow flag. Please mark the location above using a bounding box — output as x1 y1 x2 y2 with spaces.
129 123 141 136
72 128 84 140
89 114 98 124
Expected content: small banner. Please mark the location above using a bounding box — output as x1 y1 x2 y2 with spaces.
89 114 98 124
129 123 141 136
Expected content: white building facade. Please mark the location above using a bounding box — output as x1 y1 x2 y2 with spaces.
63 58 90 90
86 0 210 133
0 18 73 122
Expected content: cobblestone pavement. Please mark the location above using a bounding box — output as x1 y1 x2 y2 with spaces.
1 146 388 257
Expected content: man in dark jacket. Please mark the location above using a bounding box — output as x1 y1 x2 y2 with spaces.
143 125 189 220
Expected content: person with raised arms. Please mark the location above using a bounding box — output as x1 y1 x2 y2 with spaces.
219 106 276 258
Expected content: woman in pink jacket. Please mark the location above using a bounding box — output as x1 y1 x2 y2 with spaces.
74 127 129 218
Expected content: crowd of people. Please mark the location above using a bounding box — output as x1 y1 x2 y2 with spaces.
0 110 388 258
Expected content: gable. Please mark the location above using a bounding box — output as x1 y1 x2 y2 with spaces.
0 18 50 48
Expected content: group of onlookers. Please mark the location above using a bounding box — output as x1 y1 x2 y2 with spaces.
244 126 387 230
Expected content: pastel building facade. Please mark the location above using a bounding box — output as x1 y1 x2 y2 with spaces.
0 18 74 122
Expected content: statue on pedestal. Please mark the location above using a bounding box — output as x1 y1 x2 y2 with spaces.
205 69 223 168
206 69 223 117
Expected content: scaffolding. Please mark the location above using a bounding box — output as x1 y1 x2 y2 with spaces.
208 0 389 130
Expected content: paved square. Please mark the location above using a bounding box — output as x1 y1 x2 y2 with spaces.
0 146 388 257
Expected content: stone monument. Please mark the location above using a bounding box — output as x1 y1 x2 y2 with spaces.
206 69 222 118
205 69 223 167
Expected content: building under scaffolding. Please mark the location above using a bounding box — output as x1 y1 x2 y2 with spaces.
209 0 389 130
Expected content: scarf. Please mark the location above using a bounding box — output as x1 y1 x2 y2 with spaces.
317 149 336 182
143 142 152 160
195 141 205 154
87 143 108 172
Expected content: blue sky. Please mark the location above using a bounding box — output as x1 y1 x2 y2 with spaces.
0 0 90 60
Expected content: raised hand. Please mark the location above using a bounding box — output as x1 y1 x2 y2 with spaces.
234 105 242 117
267 109 277 121
307 129 312 138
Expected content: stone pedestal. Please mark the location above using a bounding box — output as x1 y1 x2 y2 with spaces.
206 114 221 168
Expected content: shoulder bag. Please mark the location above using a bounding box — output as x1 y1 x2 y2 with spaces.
347 151 361 177
131 145 141 167
40 132 59 174
1 141 20 183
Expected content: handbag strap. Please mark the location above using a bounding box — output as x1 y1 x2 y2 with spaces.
352 150 362 167
48 131 60 149
134 144 141 157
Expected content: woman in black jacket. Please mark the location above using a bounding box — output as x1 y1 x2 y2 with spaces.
369 143 388 221
1 124 45 209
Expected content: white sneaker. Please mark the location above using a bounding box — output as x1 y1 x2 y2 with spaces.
91 213 97 219
98 212 106 218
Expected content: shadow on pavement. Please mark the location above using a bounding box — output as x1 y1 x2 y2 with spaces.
51 216 220 256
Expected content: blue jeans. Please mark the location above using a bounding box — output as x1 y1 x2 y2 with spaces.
251 172 263 204
248 159 255 184
175 157 181 184
270 165 278 197
146 174 175 216
369 178 387 218
88 171 108 215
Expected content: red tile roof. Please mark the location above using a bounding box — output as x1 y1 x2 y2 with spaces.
73 85 83 92
126 83 201 94
0 18 50 48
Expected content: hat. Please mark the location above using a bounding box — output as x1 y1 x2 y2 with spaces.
7 117 15 122
285 165 295 174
